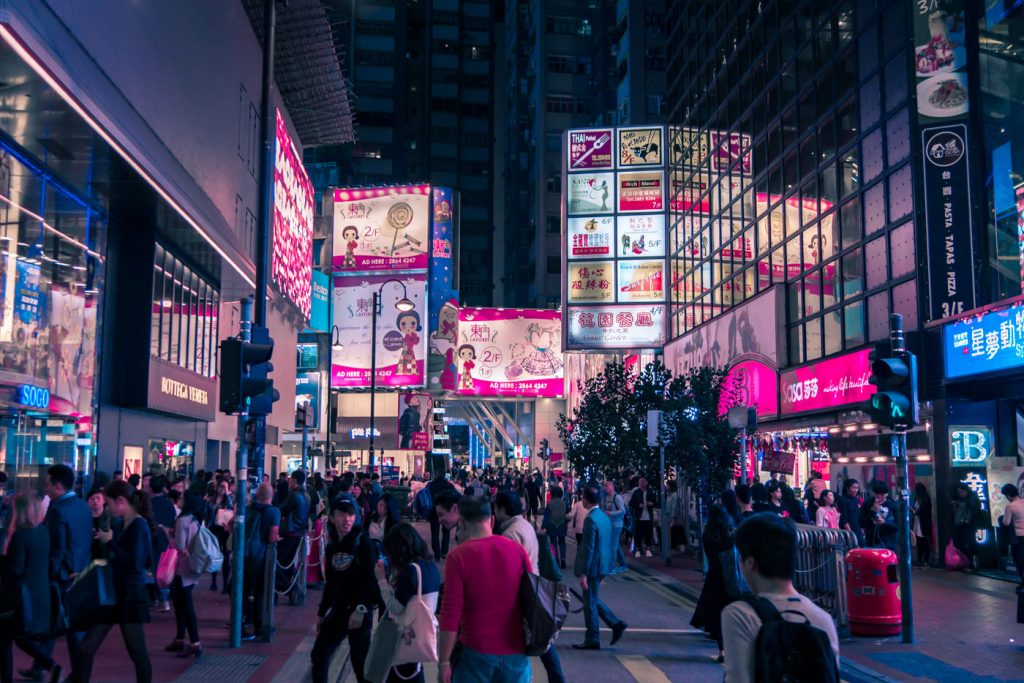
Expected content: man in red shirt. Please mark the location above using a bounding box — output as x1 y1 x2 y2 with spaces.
438 495 532 683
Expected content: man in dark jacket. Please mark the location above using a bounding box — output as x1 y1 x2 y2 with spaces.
838 478 865 545
859 480 898 551
278 470 310 605
629 477 659 558
426 469 454 559
22 465 92 681
150 475 176 611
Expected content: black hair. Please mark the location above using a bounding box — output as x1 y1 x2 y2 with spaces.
549 486 564 499
150 474 168 495
582 486 600 506
870 480 889 496
48 464 76 492
705 504 735 546
765 480 782 494
494 491 523 517
86 484 105 499
734 513 797 580
291 470 307 486
818 489 835 505
735 483 751 505
721 489 741 519
842 478 860 495
750 482 768 503
167 490 182 505
105 480 156 534
396 310 422 331
382 522 433 570
1002 484 1020 499
342 225 358 240
182 493 207 520
434 490 461 512
457 495 491 523
128 474 141 488
456 344 476 359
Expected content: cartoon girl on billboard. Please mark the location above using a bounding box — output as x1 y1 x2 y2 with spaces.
396 310 422 376
520 323 562 376
457 344 476 391
341 225 359 269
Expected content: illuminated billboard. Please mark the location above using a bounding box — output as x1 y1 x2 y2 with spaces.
456 308 563 398
330 273 427 388
272 109 315 318
563 125 668 350
332 185 431 272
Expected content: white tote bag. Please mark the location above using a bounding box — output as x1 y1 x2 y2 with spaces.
392 563 438 665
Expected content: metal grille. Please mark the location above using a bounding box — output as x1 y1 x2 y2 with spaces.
173 654 267 683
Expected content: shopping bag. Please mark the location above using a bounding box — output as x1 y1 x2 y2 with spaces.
65 560 116 630
392 563 438 665
364 617 401 683
944 539 968 571
156 546 180 588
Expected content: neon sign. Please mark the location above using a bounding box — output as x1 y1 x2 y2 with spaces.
16 384 50 410
949 427 992 466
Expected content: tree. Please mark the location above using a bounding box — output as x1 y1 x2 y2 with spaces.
556 360 671 482
662 365 740 499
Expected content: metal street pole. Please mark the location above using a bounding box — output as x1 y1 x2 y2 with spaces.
229 296 253 649
369 290 379 480
660 443 670 566
889 313 914 644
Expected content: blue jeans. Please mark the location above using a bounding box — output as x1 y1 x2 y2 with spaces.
611 525 626 568
582 575 621 646
539 645 565 683
454 646 531 683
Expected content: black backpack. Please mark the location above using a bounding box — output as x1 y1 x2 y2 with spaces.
744 596 838 683
518 552 570 656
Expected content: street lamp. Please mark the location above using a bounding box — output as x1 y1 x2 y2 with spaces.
369 278 414 483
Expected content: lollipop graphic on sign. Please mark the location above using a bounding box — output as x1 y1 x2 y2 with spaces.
387 201 421 258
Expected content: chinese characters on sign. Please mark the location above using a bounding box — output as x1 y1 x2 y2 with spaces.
618 127 663 167
566 305 665 349
567 262 615 303
779 349 875 416
567 129 614 170
272 110 315 319
455 309 563 397
617 171 665 212
943 299 1024 379
567 172 615 215
331 185 431 272
567 216 615 259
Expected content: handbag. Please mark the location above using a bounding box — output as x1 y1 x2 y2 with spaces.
364 617 401 683
518 552 570 656
64 560 116 630
392 563 438 665
156 546 180 588
720 547 751 601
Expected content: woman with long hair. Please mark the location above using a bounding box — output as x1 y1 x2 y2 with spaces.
165 493 207 658
689 504 736 664
367 493 401 544
373 523 440 683
70 481 154 683
1 493 54 683
206 478 233 593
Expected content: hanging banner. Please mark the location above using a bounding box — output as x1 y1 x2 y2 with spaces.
566 305 665 349
397 393 433 450
567 129 614 170
272 110 314 319
332 185 431 272
456 308 563 397
330 273 427 388
567 216 615 259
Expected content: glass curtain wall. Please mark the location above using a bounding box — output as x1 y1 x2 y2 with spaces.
150 244 219 379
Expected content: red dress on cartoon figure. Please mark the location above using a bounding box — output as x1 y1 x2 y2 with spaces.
459 358 475 390
397 331 420 375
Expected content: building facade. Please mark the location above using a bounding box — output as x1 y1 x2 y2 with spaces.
499 0 667 308
665 0 1024 571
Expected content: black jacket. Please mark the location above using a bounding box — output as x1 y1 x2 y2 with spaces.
45 492 93 583
2 526 51 636
318 526 378 620
629 488 659 520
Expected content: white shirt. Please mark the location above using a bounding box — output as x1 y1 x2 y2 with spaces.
722 592 839 683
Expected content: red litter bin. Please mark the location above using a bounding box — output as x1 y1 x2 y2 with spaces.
846 548 902 636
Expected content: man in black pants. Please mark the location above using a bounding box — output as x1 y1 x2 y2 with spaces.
629 477 658 558
278 470 310 605
426 469 454 559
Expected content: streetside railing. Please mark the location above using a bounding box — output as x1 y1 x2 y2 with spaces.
793 524 859 637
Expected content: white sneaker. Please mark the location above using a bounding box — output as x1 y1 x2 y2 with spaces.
645 550 653 558
634 551 641 559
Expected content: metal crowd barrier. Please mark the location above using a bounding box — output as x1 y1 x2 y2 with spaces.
793 524 858 636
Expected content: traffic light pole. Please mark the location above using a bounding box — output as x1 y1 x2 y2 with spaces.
229 297 253 649
369 290 379 479
888 314 915 644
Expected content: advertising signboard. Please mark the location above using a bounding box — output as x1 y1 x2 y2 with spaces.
397 393 433 450
779 349 875 416
566 305 665 349
295 372 320 430
308 270 330 332
332 185 431 272
455 308 563 397
617 214 666 259
567 261 615 303
567 129 614 170
616 260 664 303
272 110 315 319
296 343 318 370
912 2 969 124
943 299 1024 379
428 187 459 393
330 273 427 388
922 123 976 321
671 126 710 169
709 131 753 175
618 126 663 167
567 216 615 259
567 172 615 215
617 171 665 213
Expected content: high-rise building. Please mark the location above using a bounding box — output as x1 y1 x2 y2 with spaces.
497 0 667 308
310 0 495 305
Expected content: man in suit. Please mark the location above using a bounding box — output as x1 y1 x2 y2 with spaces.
573 486 628 650
21 464 93 681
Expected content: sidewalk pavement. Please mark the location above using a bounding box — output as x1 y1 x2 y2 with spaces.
13 578 323 683
627 548 1024 683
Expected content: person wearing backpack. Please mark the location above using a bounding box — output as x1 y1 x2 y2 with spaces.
165 493 208 658
243 485 280 641
721 513 839 682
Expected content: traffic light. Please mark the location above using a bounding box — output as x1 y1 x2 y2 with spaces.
539 438 550 460
219 325 280 415
866 340 919 430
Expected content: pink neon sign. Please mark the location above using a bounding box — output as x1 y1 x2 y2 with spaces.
779 349 875 416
